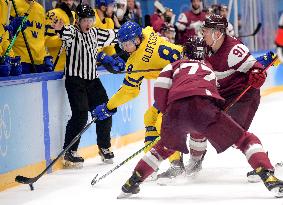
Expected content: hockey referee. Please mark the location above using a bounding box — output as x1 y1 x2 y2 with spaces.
52 4 124 167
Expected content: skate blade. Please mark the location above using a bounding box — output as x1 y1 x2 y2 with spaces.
247 175 261 183
186 170 201 178
271 186 283 198
275 162 283 168
63 161 83 169
156 177 175 186
101 157 113 164
117 191 133 199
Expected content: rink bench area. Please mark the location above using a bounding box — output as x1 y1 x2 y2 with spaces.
0 68 152 191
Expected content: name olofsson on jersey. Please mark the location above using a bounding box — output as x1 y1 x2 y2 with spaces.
142 32 158 63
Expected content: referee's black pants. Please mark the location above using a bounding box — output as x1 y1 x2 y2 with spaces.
63 76 112 152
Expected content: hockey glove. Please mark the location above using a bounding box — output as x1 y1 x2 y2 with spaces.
112 54 125 71
10 56 22 76
44 56 54 72
0 56 11 77
256 51 278 68
97 52 125 72
91 103 117 121
248 68 267 89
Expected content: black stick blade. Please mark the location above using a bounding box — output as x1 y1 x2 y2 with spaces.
15 175 33 184
91 174 98 186
253 23 262 35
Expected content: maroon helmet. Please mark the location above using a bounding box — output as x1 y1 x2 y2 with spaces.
203 14 228 33
183 36 207 60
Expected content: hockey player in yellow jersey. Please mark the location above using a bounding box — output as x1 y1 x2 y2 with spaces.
91 21 184 179
0 0 24 77
0 0 13 57
10 0 53 73
45 0 76 71
0 0 12 77
94 0 116 56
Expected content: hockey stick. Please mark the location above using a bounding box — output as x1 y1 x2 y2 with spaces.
52 42 65 70
105 58 263 74
104 64 163 74
224 55 278 112
238 23 262 38
91 137 160 185
11 0 36 73
15 117 97 191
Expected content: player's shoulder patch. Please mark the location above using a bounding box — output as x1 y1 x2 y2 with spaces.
228 43 250 68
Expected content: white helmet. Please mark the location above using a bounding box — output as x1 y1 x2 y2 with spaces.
115 0 127 19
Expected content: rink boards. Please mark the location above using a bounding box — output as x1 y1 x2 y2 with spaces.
0 70 151 191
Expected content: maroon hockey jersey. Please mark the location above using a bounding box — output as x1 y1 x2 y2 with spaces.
154 59 224 113
206 35 264 99
176 11 206 45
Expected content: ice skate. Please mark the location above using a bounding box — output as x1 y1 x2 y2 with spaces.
117 171 142 199
157 159 185 179
256 167 283 198
247 170 261 183
99 147 114 164
63 151 84 169
184 157 203 177
185 152 206 177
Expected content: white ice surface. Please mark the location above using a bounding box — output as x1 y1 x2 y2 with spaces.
1 92 283 205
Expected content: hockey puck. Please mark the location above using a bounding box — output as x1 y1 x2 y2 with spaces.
29 184 34 191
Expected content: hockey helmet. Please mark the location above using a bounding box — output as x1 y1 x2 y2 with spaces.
76 4 95 19
117 21 142 43
183 36 207 60
203 14 228 33
95 0 115 8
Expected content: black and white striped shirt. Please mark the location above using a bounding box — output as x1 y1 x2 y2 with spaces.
59 25 117 80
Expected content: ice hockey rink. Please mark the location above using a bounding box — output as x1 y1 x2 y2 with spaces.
1 92 283 205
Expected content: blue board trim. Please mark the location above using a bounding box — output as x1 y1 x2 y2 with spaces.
42 81 51 173
0 72 64 87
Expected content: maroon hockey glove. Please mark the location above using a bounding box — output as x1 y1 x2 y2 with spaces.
248 68 267 89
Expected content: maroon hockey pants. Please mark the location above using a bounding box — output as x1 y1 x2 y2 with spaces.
133 96 272 181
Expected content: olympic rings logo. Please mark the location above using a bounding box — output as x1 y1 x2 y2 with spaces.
0 104 11 157
120 103 132 123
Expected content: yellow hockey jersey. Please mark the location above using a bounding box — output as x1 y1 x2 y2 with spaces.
94 9 116 56
45 5 75 71
107 26 183 110
10 0 47 64
0 0 14 57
